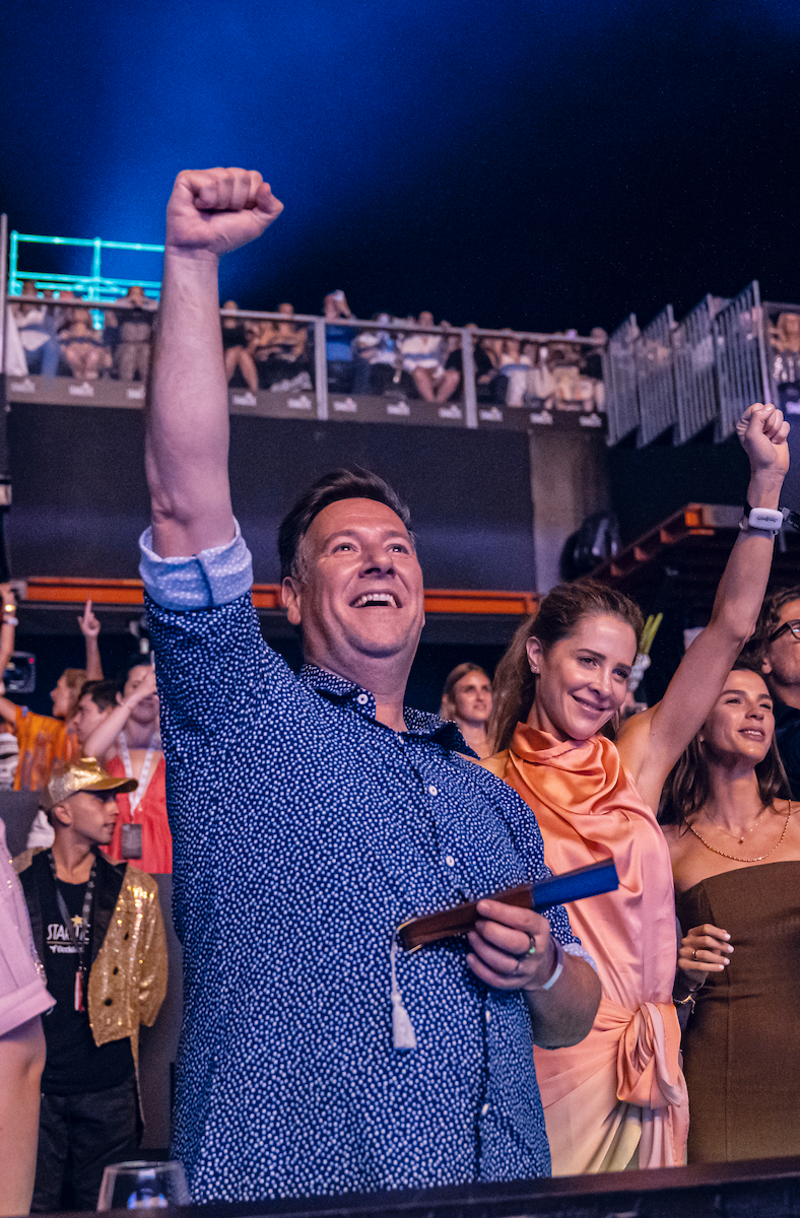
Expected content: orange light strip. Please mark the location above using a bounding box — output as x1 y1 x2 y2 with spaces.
22 577 539 617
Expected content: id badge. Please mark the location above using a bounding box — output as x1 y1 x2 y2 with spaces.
120 822 143 859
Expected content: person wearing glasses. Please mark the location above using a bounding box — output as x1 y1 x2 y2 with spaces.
660 656 800 1162
751 586 800 797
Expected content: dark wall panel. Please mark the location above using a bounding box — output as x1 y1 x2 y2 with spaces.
7 405 535 591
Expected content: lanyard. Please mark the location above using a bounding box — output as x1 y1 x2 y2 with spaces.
47 849 96 1011
118 732 159 820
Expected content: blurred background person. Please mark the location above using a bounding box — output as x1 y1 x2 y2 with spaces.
752 585 800 798
107 286 156 382
352 313 398 395
323 290 355 392
57 308 111 381
12 281 60 378
661 659 800 1163
439 662 493 759
83 662 171 874
397 310 444 401
221 300 258 392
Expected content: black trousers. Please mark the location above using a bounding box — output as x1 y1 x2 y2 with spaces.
32 1076 140 1212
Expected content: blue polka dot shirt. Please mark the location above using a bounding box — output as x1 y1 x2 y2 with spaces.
140 526 588 1203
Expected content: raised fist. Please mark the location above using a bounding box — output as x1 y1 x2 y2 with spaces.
165 168 284 259
736 402 790 480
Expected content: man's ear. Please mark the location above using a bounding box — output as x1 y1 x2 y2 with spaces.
50 800 71 829
281 577 303 627
762 652 773 675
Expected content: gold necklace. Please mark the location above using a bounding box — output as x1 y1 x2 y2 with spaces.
705 805 767 845
688 803 792 863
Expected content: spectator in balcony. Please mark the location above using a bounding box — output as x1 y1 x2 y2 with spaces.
268 303 311 391
549 333 586 411
352 314 398 395
250 318 278 387
771 313 800 414
581 329 607 413
398 311 444 402
324 291 355 392
439 325 494 404
526 343 557 414
12 281 60 378
439 663 494 759
221 300 259 393
108 286 157 382
498 336 533 407
58 308 112 381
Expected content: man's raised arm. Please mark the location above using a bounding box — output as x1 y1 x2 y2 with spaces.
146 168 283 558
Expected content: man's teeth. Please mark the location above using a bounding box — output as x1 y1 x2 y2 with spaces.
354 593 398 608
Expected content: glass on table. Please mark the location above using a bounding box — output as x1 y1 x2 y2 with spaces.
97 1160 190 1209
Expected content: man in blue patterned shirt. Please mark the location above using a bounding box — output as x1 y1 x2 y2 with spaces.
141 167 601 1203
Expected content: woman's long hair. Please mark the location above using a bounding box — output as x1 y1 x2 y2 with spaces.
659 658 790 829
488 580 644 753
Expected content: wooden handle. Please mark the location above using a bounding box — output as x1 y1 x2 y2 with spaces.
398 883 532 949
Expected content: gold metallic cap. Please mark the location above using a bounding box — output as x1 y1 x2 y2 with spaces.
44 757 138 810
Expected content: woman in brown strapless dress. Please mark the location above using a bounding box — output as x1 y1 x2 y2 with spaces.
661 661 800 1163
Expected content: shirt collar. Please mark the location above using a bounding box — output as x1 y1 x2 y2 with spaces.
298 663 472 750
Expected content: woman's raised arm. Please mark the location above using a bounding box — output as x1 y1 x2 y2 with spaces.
618 403 789 811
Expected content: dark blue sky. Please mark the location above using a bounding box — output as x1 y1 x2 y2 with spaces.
4 0 800 333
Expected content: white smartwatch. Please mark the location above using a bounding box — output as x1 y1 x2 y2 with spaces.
740 502 784 535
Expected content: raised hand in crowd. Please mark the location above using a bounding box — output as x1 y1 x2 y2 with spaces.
617 402 790 813
77 598 103 680
82 664 157 763
165 168 283 260
148 169 283 562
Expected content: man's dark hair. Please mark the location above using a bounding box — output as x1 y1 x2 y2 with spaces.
78 678 121 712
278 467 414 582
119 654 153 685
747 584 800 662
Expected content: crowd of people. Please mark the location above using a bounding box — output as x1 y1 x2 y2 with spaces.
8 282 606 413
1 167 799 1215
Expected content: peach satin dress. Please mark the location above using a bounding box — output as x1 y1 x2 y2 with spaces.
482 725 688 1174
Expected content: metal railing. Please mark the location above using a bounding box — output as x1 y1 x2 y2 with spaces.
603 281 788 446
636 305 677 447
603 315 640 444
8 230 163 302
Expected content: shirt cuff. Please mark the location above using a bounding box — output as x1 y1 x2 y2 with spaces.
138 519 254 610
563 941 598 973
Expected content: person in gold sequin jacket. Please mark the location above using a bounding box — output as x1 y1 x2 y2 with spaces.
15 758 167 1211
17 848 167 1079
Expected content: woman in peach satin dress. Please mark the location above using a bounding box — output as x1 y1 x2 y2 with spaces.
483 403 788 1174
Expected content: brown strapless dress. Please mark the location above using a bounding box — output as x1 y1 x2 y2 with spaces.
675 860 800 1162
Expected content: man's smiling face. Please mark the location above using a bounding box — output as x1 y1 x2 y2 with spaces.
281 497 425 683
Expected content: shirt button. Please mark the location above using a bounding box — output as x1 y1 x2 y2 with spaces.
356 693 369 705
485 1010 492 1024
445 854 455 868
480 1102 490 1116
428 784 438 796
